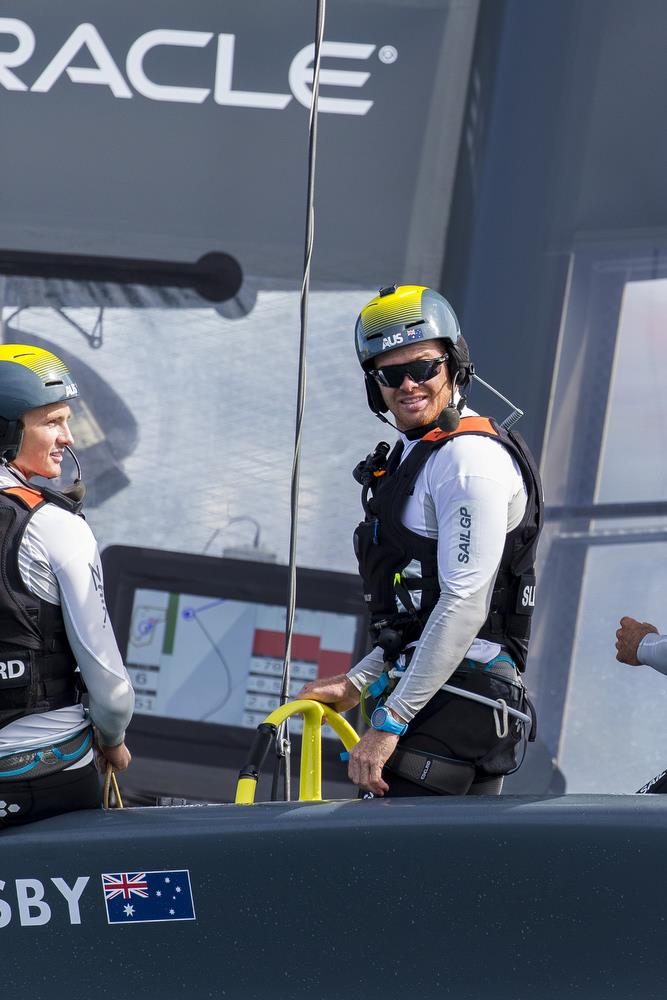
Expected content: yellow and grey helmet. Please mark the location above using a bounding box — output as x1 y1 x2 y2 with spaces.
355 284 471 414
0 345 79 460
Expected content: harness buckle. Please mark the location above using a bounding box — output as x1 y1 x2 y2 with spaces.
493 699 509 738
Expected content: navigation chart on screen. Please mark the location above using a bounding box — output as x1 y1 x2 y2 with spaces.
126 589 358 735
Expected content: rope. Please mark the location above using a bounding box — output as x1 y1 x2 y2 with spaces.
103 763 124 809
272 0 327 803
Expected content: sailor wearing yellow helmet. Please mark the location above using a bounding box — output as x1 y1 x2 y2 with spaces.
0 345 134 827
298 285 543 797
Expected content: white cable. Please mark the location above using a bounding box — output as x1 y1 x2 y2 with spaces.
273 0 327 802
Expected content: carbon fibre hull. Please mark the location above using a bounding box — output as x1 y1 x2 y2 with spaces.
1 794 663 999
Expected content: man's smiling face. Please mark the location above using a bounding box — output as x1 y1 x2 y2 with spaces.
372 341 452 431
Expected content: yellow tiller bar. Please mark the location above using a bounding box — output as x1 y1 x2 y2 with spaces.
235 700 359 804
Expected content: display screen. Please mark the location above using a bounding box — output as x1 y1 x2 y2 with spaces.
126 587 358 736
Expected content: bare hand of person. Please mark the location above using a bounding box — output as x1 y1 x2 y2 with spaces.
96 740 132 772
615 616 658 665
347 728 398 796
295 674 360 713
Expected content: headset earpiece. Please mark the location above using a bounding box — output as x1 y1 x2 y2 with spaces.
0 417 24 462
446 336 473 391
364 372 388 414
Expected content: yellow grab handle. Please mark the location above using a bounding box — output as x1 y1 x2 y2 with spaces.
234 700 359 804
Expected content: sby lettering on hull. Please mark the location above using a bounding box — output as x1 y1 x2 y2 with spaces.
0 877 90 927
0 20 391 115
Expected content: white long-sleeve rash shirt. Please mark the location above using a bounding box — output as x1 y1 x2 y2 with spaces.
347 408 528 722
0 468 134 758
638 633 667 675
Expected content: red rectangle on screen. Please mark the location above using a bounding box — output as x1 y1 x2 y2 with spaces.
252 629 284 658
252 629 320 663
318 649 353 677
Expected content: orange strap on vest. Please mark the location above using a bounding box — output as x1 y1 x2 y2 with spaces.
420 415 499 443
1 486 45 510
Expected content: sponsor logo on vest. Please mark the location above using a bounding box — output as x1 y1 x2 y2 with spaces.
458 506 472 564
0 20 388 116
419 759 432 781
381 332 404 350
0 659 26 682
521 584 536 608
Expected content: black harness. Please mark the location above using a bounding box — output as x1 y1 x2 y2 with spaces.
0 486 80 728
353 416 543 671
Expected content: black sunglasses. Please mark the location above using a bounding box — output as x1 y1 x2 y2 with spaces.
370 354 449 389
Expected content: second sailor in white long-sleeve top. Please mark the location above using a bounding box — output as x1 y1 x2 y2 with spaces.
0 344 134 828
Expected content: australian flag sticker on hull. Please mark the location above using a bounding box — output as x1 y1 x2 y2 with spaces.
102 869 195 925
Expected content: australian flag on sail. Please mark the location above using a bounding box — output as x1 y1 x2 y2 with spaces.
101 869 195 924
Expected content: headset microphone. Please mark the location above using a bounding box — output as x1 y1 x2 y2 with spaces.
436 372 464 433
436 403 461 433
60 446 86 505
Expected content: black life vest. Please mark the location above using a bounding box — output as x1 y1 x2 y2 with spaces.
0 485 80 728
353 416 543 672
